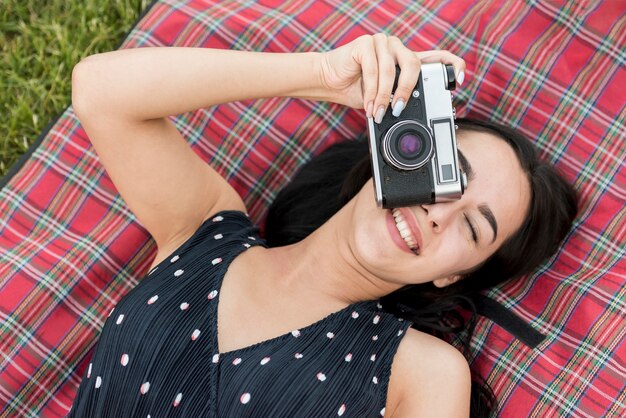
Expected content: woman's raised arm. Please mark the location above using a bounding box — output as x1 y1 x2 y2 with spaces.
71 47 334 257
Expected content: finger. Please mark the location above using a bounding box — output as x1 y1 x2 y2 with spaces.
357 35 379 118
388 37 421 117
372 33 396 124
416 50 467 86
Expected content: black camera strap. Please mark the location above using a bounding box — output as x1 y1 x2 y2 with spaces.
473 294 546 349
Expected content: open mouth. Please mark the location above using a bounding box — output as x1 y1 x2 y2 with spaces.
391 208 420 255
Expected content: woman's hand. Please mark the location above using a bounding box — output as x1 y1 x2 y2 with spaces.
319 33 466 123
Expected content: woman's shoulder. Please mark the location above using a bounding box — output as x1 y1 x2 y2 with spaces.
385 327 471 417
148 209 259 271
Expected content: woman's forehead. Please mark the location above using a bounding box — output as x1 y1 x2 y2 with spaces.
456 130 531 242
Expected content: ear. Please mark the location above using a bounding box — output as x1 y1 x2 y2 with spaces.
432 275 462 288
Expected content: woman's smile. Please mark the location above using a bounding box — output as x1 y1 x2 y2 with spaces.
386 208 422 255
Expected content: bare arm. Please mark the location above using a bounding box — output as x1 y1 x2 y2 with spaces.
72 48 330 250
73 47 330 122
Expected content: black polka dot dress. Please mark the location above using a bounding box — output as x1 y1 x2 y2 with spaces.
68 211 413 417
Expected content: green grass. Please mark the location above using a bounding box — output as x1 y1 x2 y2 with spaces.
0 0 152 179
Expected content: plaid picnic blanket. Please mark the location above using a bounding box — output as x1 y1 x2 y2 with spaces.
1 0 624 416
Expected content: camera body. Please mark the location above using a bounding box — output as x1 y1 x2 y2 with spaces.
367 63 466 208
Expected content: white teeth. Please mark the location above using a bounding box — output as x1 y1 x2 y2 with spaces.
392 209 419 253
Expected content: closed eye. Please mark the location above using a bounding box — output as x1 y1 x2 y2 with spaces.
464 214 478 244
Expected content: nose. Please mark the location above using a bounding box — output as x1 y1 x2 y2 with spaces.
421 202 457 233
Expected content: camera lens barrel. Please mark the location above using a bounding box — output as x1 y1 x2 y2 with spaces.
381 120 433 170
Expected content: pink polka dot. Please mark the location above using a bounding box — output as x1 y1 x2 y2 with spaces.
260 357 270 365
120 354 129 366
344 353 352 362
147 295 158 304
317 372 326 381
326 332 335 339
373 314 380 324
351 311 359 319
240 392 251 404
232 358 242 365
180 302 189 310
295 353 303 359
208 290 218 300
173 392 182 407
338 404 346 415
87 363 92 378
191 329 201 341
212 258 222 265
140 382 150 395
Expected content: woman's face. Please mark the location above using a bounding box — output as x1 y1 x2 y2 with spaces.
347 130 531 287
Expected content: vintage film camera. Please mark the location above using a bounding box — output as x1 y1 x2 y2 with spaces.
367 63 467 208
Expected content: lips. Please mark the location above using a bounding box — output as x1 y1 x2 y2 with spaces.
385 208 423 255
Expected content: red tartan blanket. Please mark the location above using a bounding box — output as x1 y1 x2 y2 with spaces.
1 1 624 416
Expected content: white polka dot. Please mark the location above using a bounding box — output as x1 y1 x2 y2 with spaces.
140 381 150 395
351 311 359 319
95 376 102 389
338 404 346 415
173 392 182 407
248 236 256 240
317 372 326 381
370 354 376 361
180 302 189 310
147 295 158 304
208 290 218 300
373 315 380 324
148 266 158 275
344 353 352 362
213 216 224 222
170 255 179 263
295 353 303 359
377 302 383 309
174 269 184 277
380 407 386 416
214 233 223 240
233 358 242 365
398 317 404 322
191 329 201 341
372 335 379 341
108 307 114 317
326 332 335 339
212 258 222 265
372 376 378 384
147 415 151 418
291 329 301 337
116 314 124 325
87 363 92 378
240 393 251 404
243 243 251 248
121 354 129 366
397 329 404 336
260 357 270 365
212 354 220 363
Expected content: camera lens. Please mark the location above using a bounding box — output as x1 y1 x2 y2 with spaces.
382 121 433 170
398 133 423 159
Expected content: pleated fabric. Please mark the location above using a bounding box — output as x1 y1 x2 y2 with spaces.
67 211 413 417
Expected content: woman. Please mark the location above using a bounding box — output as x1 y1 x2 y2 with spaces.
69 34 576 417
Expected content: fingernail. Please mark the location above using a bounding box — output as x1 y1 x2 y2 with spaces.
375 106 385 124
392 100 405 117
457 71 465 87
366 101 374 118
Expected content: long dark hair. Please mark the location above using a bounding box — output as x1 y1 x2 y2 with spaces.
264 118 578 416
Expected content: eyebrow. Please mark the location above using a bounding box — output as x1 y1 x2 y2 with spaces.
457 150 499 244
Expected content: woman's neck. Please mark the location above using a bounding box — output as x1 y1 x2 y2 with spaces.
257 202 402 310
